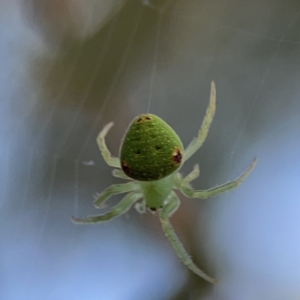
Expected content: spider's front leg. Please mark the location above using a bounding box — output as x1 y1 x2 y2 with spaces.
93 181 138 208
158 192 217 283
180 158 257 199
72 192 142 224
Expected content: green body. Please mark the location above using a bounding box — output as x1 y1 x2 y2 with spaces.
120 114 184 181
139 174 174 209
72 82 258 283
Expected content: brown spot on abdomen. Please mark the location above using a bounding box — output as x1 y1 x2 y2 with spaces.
121 161 130 176
172 147 182 164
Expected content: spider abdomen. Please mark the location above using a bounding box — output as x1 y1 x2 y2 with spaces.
120 114 184 181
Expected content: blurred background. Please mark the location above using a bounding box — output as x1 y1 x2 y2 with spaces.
1 0 300 299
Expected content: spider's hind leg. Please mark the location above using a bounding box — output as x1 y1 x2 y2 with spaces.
97 122 120 168
184 81 216 162
158 192 217 283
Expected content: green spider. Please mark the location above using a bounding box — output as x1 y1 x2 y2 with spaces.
72 82 257 283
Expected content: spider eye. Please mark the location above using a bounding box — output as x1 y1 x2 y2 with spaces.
120 114 184 181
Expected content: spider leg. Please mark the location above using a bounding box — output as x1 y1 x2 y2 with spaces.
180 158 257 199
182 164 200 185
158 192 217 283
184 81 216 162
134 199 146 214
174 165 199 189
72 192 142 224
94 182 139 208
112 169 131 180
162 191 180 216
97 122 121 168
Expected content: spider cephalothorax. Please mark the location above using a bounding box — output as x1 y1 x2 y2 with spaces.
72 82 257 283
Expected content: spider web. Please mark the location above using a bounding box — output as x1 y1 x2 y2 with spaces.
2 0 300 299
